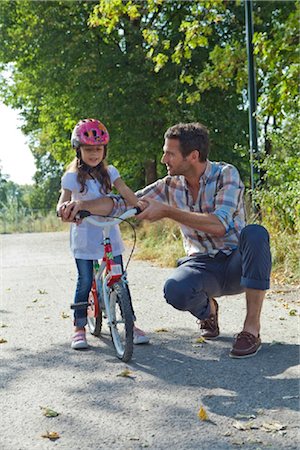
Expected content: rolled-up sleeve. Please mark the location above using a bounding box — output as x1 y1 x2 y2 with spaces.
107 194 127 216
136 178 169 202
212 166 245 232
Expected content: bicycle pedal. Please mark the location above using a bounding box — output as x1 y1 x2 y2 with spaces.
70 302 89 310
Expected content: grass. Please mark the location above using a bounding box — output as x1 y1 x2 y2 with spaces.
124 217 300 284
123 219 185 267
0 210 68 234
2 208 298 284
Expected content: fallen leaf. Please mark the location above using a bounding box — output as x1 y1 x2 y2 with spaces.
279 317 286 321
38 289 48 295
231 440 245 446
129 437 140 441
195 337 206 344
289 309 297 316
154 328 169 332
0 324 8 328
282 395 299 400
41 431 60 440
260 421 286 432
61 312 70 319
32 298 39 303
40 406 59 417
0 338 8 344
198 406 208 421
233 421 258 430
117 368 135 378
223 431 232 436
234 414 256 420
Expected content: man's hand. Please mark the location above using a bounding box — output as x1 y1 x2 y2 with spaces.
59 200 83 222
136 198 168 222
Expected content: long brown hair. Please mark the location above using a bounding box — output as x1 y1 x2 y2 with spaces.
67 145 112 194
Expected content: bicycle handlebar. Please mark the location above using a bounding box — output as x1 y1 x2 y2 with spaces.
76 206 142 227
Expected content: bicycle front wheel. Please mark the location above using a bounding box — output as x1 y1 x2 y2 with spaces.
109 281 134 362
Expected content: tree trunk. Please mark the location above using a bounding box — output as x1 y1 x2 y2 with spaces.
144 159 157 185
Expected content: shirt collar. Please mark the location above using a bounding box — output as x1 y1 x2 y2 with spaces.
201 160 212 184
182 160 212 190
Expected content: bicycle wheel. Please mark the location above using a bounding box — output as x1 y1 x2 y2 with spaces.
87 279 102 336
109 280 134 362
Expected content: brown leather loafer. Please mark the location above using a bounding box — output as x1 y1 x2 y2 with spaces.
198 298 219 339
229 331 262 358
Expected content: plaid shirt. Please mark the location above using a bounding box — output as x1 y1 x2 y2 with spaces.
111 160 246 257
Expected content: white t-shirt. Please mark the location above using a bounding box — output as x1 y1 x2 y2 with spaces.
61 165 125 260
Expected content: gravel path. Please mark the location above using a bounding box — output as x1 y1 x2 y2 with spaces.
1 232 299 450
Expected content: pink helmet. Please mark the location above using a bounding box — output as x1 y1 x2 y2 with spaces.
71 118 110 149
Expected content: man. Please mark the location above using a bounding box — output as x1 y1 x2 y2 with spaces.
60 122 272 358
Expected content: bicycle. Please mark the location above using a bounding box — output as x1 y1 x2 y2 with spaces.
71 207 140 363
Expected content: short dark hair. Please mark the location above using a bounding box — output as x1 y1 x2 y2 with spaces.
164 122 210 161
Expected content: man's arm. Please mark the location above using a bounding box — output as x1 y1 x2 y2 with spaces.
137 198 226 237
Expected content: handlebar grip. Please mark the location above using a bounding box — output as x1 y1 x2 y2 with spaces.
135 206 142 215
77 210 91 219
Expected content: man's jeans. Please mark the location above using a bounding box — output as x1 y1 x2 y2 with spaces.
73 255 129 328
164 224 272 320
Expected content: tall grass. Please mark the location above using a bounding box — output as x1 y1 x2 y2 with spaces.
125 215 299 284
125 219 185 267
0 203 68 234
2 204 298 284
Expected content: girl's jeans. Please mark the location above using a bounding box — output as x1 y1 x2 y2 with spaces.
73 255 134 328
163 224 272 320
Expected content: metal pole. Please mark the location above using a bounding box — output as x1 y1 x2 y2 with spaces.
245 0 258 202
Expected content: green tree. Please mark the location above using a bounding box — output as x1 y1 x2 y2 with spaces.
0 0 251 190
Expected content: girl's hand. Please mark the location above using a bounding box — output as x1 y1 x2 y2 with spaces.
60 201 84 223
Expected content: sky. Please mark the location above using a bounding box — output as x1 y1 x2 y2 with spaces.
0 103 36 185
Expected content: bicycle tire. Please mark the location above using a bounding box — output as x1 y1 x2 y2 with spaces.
109 280 134 362
87 279 102 336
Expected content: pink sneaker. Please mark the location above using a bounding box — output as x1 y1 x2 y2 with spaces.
133 326 150 345
71 330 88 350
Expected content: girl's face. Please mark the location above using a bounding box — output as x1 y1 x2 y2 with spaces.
80 145 105 167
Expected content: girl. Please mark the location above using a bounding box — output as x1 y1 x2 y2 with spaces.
57 118 149 349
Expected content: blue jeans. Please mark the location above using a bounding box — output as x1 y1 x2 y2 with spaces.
164 224 272 320
73 255 134 327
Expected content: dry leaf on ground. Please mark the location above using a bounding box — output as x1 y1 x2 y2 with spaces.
40 406 59 417
0 338 8 344
61 312 70 319
117 368 135 378
154 328 169 333
41 431 60 440
198 406 208 421
195 337 206 344
233 421 258 430
261 421 286 432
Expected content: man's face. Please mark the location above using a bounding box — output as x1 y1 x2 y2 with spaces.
161 138 190 176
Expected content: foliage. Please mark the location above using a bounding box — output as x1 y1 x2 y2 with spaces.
122 218 184 267
254 123 300 234
0 0 251 189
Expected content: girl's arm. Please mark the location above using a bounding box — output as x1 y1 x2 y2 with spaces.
56 188 72 216
113 177 138 207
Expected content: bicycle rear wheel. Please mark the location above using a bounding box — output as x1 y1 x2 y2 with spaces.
109 280 134 362
87 279 102 336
